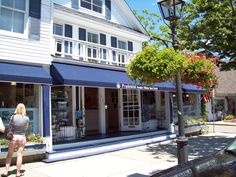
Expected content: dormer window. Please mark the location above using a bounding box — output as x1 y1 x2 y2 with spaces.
80 0 102 13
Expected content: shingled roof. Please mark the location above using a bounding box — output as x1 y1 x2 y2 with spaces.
215 69 236 96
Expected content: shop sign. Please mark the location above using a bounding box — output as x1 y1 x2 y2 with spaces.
117 84 158 91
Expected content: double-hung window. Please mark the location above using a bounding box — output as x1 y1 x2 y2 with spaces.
81 0 102 13
53 24 63 36
117 40 127 66
88 32 98 43
0 0 26 33
87 32 98 61
53 23 63 55
118 40 127 50
53 23 73 57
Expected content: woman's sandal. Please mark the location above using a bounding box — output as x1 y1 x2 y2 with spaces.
1 173 8 177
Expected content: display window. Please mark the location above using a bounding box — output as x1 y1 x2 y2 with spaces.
141 91 156 122
51 86 74 143
172 93 198 122
0 82 40 134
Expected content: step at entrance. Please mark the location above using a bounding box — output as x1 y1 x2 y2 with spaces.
44 131 176 163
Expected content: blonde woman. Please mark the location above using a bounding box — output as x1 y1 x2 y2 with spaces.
2 103 29 177
0 117 5 133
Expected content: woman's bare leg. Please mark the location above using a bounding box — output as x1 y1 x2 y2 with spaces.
16 146 24 176
4 142 15 175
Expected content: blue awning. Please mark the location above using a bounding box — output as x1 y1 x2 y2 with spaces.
0 62 52 84
182 83 205 93
51 62 204 93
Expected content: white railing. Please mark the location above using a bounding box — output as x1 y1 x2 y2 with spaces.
53 35 136 67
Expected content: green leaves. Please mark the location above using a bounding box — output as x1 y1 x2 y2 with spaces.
127 46 186 85
127 46 217 89
178 0 236 63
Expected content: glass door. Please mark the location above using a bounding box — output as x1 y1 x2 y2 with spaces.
121 89 141 131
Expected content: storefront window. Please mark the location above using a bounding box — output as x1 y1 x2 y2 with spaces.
51 86 74 143
141 91 156 122
172 93 197 122
0 82 40 134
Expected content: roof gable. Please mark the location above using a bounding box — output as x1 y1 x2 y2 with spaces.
215 69 236 96
112 0 148 35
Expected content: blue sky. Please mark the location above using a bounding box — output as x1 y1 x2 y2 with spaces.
125 0 159 14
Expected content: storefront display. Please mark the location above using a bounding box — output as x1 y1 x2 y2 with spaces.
0 83 40 134
172 93 198 123
51 86 74 143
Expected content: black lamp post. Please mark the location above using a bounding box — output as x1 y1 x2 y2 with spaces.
157 0 188 165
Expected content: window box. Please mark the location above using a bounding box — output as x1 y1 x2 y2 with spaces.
0 142 46 153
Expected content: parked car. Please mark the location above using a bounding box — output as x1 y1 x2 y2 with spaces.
151 138 236 177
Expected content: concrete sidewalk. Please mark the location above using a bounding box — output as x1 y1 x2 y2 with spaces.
0 133 235 177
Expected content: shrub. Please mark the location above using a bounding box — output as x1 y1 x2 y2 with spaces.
184 117 206 125
26 134 44 143
225 114 235 120
0 138 9 146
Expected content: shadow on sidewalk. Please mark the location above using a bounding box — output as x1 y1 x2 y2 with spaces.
142 135 235 160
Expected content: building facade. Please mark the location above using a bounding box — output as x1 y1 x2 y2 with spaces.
0 0 203 153
206 69 236 121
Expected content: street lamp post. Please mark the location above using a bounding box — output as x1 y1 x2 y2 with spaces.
157 0 188 165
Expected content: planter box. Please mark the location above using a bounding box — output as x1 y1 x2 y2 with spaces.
175 123 206 136
0 143 46 167
0 143 46 153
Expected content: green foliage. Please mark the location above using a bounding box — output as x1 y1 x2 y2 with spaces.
184 117 206 125
127 47 186 85
0 134 44 146
182 53 218 89
26 134 44 143
133 1 235 70
133 9 170 48
201 99 207 118
178 0 236 68
200 125 209 134
0 138 9 146
127 46 217 89
225 114 235 120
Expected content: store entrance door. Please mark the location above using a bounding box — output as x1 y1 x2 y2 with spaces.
105 89 119 133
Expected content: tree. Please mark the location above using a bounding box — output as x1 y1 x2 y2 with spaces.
178 0 236 70
133 1 236 70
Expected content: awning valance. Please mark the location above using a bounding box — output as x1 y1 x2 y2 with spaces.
0 62 52 84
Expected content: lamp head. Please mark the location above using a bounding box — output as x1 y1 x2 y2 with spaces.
157 0 185 21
